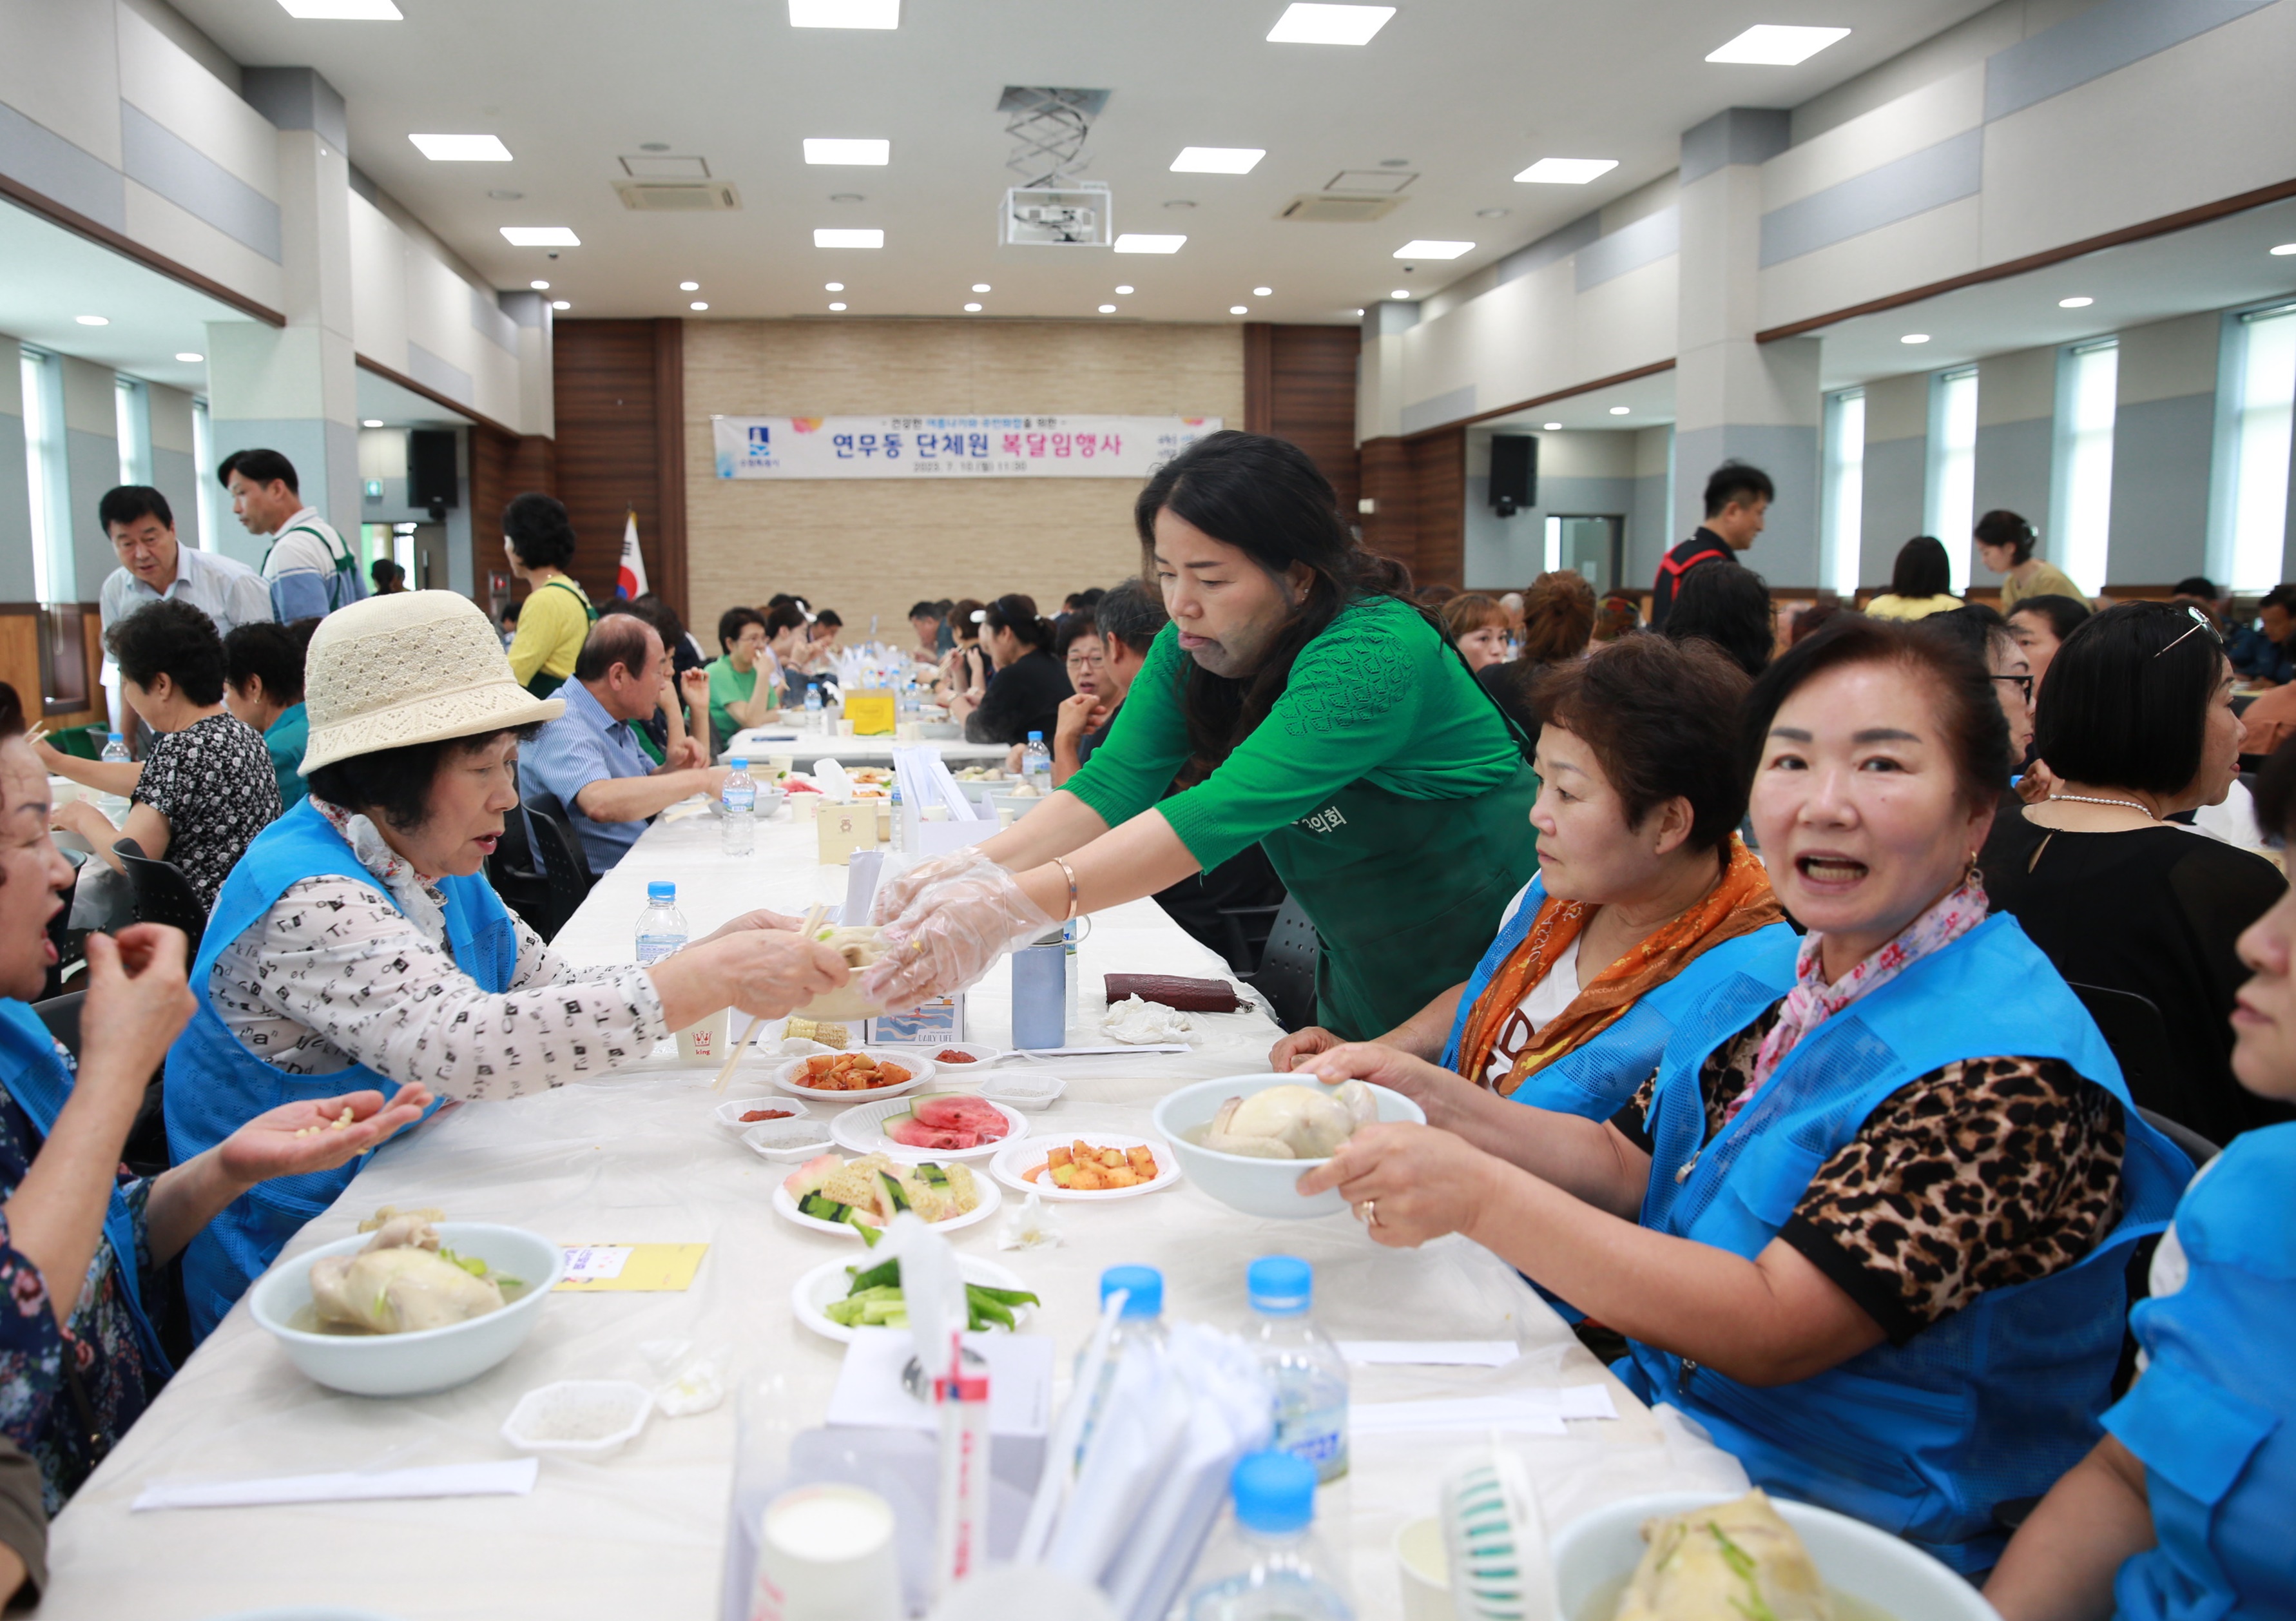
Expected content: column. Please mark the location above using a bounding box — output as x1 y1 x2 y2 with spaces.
1672 108 1822 585
204 67 359 572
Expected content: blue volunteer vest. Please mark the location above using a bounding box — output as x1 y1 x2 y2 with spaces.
2104 1121 2295 1621
0 1001 171 1379
164 799 517 1339
1617 914 2192 1576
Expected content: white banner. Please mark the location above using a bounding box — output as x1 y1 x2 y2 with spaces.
711 414 1222 480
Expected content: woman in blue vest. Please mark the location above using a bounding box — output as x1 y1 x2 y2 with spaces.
1302 616 2191 1576
1983 744 2296 1619
0 735 428 1513
165 592 856 1341
1271 634 1797 1137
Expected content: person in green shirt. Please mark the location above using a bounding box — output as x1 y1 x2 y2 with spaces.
706 606 780 750
865 431 1540 1040
222 619 316 809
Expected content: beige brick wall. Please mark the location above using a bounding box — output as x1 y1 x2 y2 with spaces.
682 318 1242 646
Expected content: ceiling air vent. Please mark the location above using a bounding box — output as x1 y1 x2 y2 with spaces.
1326 170 1416 193
613 180 741 212
1277 193 1403 223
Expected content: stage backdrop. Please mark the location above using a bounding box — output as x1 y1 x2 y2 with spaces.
711 414 1220 480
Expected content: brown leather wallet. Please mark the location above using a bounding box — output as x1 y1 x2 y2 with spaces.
1104 974 1244 1013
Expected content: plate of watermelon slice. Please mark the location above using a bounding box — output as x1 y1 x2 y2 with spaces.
829 1092 1027 1163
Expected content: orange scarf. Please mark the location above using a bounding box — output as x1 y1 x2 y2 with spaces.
1454 837 1784 1097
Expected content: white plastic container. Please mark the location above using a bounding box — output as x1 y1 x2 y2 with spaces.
500 1379 654 1458
713 1095 813 1135
740 1118 837 1161
974 1072 1066 1111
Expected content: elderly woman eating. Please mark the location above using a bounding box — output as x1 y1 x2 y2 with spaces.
1271 634 1795 1129
0 735 429 1515
164 591 854 1337
1298 617 2190 1577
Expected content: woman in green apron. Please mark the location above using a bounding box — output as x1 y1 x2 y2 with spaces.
500 493 598 699
866 431 1539 1040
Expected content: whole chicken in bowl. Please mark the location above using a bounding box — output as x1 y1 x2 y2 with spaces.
1191 1081 1377 1160
1153 1073 1425 1220
307 1216 510 1335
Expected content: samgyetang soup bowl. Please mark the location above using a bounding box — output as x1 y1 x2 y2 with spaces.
1154 1074 1425 1221
249 1222 565 1397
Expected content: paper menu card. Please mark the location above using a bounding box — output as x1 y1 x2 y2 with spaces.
554 1243 708 1292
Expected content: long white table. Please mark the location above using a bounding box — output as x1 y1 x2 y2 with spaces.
720 728 1012 772
42 803 1692 1620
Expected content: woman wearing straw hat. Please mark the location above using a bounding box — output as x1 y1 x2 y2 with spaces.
163 591 851 1338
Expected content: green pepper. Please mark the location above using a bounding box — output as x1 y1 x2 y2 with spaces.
847 1259 901 1295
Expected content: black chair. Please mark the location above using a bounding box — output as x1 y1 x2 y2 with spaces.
2067 981 2189 1127
485 802 559 940
111 837 206 957
509 793 595 942
32 989 169 1177
2137 1106 2220 1170
1245 894 1320 1034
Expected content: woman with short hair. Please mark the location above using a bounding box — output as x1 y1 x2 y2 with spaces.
964 594 1072 746
1662 560 1775 678
1865 536 1962 621
501 493 595 699
1976 510 2083 611
707 606 776 746
1439 592 1511 672
2004 593 2090 694
1300 616 2190 1577
164 591 854 1337
223 618 318 810
1922 604 2034 767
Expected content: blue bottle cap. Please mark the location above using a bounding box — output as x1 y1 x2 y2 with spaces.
647 881 675 902
1099 1265 1162 1318
1247 1255 1312 1316
1028 730 1045 741
729 757 748 770
1231 1451 1316 1535
108 732 122 741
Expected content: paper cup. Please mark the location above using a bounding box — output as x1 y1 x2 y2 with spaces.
1395 1515 1450 1621
675 1008 730 1063
768 755 794 775
748 1484 902 1621
836 719 856 737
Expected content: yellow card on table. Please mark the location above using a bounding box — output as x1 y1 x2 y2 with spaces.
554 1243 708 1292
816 802 880 864
844 689 897 736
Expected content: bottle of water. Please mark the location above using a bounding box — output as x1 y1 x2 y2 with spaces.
802 684 824 733
97 732 133 822
720 757 757 857
1023 730 1052 794
635 880 688 965
1076 1265 1168 1463
1246 1257 1350 1484
1184 1452 1355 1621
888 780 905 853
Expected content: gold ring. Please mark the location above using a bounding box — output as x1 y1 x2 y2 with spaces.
1356 1199 1378 1228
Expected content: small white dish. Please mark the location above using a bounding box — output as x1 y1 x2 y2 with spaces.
988 1132 1181 1202
771 1171 1002 1239
831 1094 1027 1162
740 1118 836 1161
714 1095 812 1134
774 1048 936 1103
499 1379 654 1457
790 1254 1036 1343
975 1073 1065 1111
911 1041 1001 1070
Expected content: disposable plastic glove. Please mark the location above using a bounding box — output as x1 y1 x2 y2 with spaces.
869 845 1005 927
861 859 1057 1010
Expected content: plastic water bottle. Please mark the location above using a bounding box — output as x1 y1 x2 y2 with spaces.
1022 730 1052 794
1246 1257 1350 1484
635 880 688 965
1184 1452 1355 1621
97 732 133 822
803 684 824 732
1077 1265 1168 1463
720 757 757 857
888 780 905 853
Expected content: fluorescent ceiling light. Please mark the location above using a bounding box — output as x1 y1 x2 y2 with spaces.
1230 306 1249 315
1114 285 1134 295
679 280 699 291
2058 296 2094 309
814 228 884 248
963 302 982 313
690 301 709 311
409 133 511 162
1394 239 1472 259
1266 3 1394 45
828 302 848 311
175 352 203 363
1705 24 1849 64
74 315 108 326
1608 405 1630 415
551 300 570 310
1114 234 1186 254
278 0 401 17
1389 289 1411 300
1098 304 1117 314
1253 286 1273 296
362 418 384 427
972 283 992 293
1900 333 1931 344
1514 157 1617 185
1543 422 1562 430
788 0 898 26
501 226 579 247
825 282 845 291
1171 147 1264 174
529 279 550 290
2270 243 2296 256
804 138 891 166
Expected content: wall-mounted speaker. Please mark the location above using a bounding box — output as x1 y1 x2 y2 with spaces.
1490 434 1536 518
407 429 459 512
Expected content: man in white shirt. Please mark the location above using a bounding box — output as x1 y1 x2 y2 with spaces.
96 486 272 639
219 448 368 622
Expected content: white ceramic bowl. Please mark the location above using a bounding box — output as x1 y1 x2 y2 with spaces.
1550 1491 1998 1621
249 1223 564 1397
1151 1074 1425 1220
775 1049 936 1103
831 1092 1027 1161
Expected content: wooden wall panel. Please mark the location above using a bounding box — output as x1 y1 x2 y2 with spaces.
1358 436 1414 578
681 319 1241 641
550 318 682 614
1409 427 1467 589
469 427 561 605
0 605 106 735
1242 324 1361 521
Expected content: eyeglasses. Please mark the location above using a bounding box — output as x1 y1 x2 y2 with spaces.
1991 673 2034 703
2156 603 2224 659
1065 652 1106 671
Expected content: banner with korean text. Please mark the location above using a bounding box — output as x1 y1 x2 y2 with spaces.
710 414 1222 480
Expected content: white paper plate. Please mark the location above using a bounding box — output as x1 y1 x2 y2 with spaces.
831 1094 1027 1162
713 1095 812 1134
791 1254 1037 1344
988 1132 1181 1202
773 1048 937 1103
771 1168 1002 1239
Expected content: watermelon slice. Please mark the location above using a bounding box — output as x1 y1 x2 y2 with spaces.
883 1095 1010 1150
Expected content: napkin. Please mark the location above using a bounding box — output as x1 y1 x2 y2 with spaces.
1101 997 1194 1045
133 1459 539 1511
1350 1386 1618 1436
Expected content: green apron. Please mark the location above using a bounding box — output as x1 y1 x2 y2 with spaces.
522 578 599 700
268 521 366 608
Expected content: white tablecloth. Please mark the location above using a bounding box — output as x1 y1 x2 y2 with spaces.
720 728 1012 772
41 804 1704 1620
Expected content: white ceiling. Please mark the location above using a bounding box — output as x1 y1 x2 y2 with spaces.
0 197 240 391
171 0 1997 323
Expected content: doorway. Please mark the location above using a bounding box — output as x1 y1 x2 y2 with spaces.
1543 514 1626 594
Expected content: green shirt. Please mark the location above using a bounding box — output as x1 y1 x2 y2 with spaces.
706 655 761 747
1066 594 1525 871
263 703 309 810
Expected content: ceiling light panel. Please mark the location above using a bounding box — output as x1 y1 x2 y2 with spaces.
804 138 891 166
175 352 204 363
409 133 511 161
2059 296 2094 308
1171 147 1265 174
1394 239 1473 259
277 0 401 17
362 418 385 427
788 0 898 26
1114 234 1186 254
501 226 580 246
815 228 884 248
1514 157 1617 184
75 315 108 325
1266 3 1394 45
1705 24 1850 64
1389 289 1410 300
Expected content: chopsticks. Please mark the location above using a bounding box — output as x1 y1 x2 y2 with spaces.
711 902 827 1093
24 724 48 748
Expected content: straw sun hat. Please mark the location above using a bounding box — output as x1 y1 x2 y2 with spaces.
300 590 564 775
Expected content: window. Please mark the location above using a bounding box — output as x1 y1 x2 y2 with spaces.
113 375 150 487
18 348 73 605
2224 304 2296 591
191 396 218 550
2052 340 2119 596
1925 367 1978 591
1820 389 1865 593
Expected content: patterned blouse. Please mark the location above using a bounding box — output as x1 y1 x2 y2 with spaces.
0 1047 163 1513
207 799 666 1097
131 712 281 907
1623 1006 2128 1345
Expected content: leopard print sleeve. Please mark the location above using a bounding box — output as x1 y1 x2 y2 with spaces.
1777 1058 2127 1345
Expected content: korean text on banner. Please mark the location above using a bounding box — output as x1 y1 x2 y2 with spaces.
711 414 1223 480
